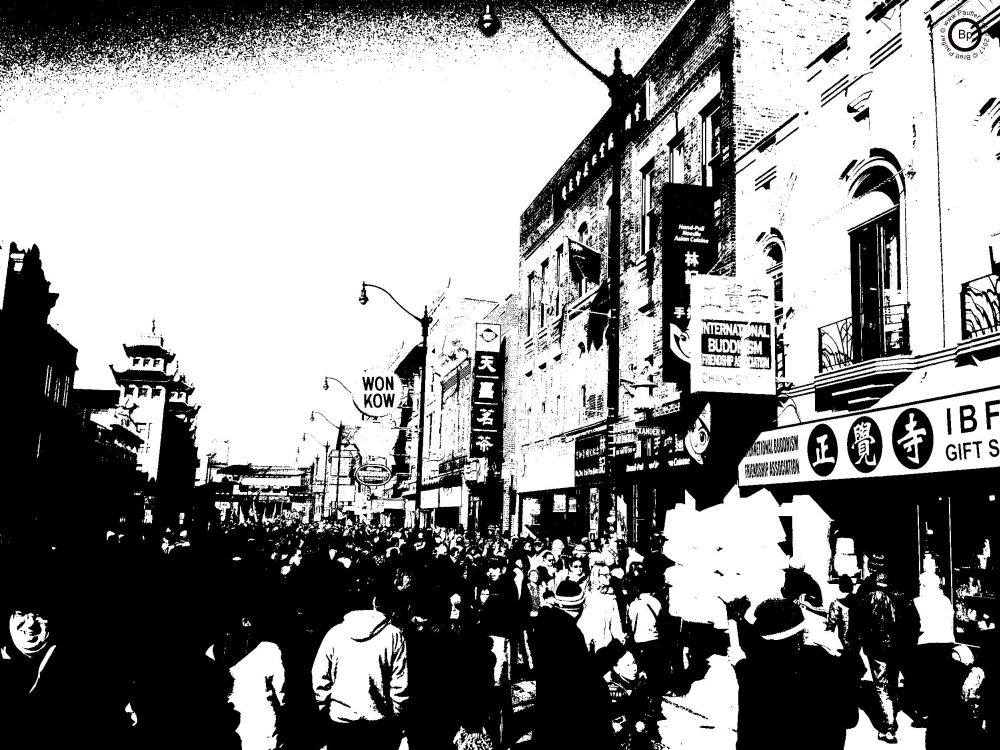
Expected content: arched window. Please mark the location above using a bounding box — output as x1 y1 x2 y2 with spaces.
846 160 906 364
765 237 785 379
578 221 592 296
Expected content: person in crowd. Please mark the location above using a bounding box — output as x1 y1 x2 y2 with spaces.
605 645 663 750
848 565 919 744
904 570 957 727
826 574 857 650
922 643 990 750
532 580 615 748
781 557 824 612
311 580 409 750
735 598 859 750
627 567 665 694
578 561 628 657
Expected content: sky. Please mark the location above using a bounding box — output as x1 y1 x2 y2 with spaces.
0 1 682 468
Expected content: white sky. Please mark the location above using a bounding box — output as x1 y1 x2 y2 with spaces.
0 4 679 468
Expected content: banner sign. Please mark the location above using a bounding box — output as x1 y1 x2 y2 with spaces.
739 386 1000 486
575 433 606 486
470 323 504 459
661 183 718 391
691 275 775 395
356 371 403 418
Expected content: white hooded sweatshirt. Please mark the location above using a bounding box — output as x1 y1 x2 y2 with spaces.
311 609 409 724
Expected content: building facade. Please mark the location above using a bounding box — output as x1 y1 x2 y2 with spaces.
513 0 850 544
735 0 1000 645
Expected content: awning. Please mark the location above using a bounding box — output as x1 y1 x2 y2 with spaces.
521 441 575 493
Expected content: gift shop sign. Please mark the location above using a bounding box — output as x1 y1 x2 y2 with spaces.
739 386 1000 486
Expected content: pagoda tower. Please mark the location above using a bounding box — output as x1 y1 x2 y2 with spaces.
110 324 199 523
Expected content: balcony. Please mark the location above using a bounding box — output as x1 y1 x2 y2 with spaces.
818 303 910 374
962 272 1000 340
815 303 914 411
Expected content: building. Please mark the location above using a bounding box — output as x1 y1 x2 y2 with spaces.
514 0 850 544
110 327 200 527
207 463 313 523
734 0 1000 644
75 388 148 531
0 242 83 537
381 292 502 530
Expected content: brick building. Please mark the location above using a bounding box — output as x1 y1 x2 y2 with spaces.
513 0 850 543
735 0 1000 643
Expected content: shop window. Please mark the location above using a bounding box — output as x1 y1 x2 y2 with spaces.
526 272 535 336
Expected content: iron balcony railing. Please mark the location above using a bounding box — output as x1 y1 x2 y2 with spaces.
818 302 910 374
961 272 1000 340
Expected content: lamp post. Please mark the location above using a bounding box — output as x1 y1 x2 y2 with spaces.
302 432 329 524
478 2 632 539
311 410 346 521
360 281 432 528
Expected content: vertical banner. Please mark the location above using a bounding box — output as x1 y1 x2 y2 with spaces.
470 323 503 459
690 275 775 394
661 184 718 390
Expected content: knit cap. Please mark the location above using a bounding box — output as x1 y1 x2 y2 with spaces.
554 580 585 616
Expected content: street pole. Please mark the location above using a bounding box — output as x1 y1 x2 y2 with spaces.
335 423 343 522
320 442 329 524
601 50 630 541
415 307 430 528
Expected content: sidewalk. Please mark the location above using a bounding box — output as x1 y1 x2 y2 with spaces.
657 655 926 750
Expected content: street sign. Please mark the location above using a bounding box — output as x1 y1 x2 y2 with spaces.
355 370 402 418
354 463 393 487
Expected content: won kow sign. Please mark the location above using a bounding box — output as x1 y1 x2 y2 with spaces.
356 371 402 418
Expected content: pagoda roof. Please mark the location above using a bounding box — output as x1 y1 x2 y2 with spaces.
110 366 173 385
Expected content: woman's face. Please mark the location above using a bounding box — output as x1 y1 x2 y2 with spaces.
569 560 585 577
528 570 540 585
9 610 52 656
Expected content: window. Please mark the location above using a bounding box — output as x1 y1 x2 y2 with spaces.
846 164 905 365
555 244 563 318
540 259 549 327
640 160 656 258
132 357 140 367
701 98 722 187
152 387 162 398
527 272 535 336
61 377 70 406
765 241 786 379
140 386 149 398
578 222 592 296
669 134 685 184
53 377 61 405
143 358 150 367
153 358 161 368
556 394 561 426
43 364 53 397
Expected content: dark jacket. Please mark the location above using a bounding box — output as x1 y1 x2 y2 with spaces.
736 643 859 750
849 585 919 661
532 607 615 748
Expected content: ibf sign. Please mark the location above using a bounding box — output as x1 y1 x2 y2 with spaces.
470 323 503 460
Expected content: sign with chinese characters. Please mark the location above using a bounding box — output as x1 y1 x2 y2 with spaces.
469 323 503 459
739 385 1000 486
690 275 775 395
661 183 718 391
575 433 606 486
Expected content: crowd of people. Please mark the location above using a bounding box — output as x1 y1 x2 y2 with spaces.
0 518 996 749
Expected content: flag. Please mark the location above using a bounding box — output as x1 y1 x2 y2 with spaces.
337 425 360 450
568 238 602 283
586 278 612 350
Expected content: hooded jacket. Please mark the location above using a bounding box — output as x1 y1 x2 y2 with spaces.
311 609 409 725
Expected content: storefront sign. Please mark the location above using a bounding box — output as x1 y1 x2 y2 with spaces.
354 371 403 418
575 433 606 486
739 385 1000 486
661 183 718 391
690 275 775 395
354 464 393 487
553 493 567 513
470 323 504 459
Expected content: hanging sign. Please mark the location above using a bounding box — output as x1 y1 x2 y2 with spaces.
690 275 775 395
470 323 504 459
354 463 393 487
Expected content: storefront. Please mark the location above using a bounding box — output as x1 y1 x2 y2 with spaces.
739 383 1000 646
519 438 579 539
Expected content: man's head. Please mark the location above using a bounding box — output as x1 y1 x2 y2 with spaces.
485 557 504 582
568 558 586 577
752 598 806 650
9 607 53 657
592 562 612 593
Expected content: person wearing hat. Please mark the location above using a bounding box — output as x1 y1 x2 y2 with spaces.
735 598 859 750
531 580 615 748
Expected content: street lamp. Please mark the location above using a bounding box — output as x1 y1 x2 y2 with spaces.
312 410 353 522
302 431 329 524
477 3 632 538
359 280 432 528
